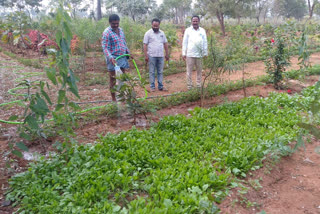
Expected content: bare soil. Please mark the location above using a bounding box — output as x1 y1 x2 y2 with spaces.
1 47 320 213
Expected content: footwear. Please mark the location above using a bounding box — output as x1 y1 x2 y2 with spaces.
159 87 168 91
150 88 156 92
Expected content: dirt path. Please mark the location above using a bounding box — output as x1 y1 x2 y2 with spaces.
157 53 320 95
1 51 320 213
220 139 320 214
71 52 320 103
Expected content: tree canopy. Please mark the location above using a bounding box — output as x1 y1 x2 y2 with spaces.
272 0 307 19
0 0 317 23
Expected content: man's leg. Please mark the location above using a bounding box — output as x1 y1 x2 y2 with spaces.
195 58 203 88
109 71 116 101
157 57 164 90
149 56 156 90
186 57 195 89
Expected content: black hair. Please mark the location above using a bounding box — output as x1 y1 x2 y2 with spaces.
109 14 120 22
151 18 161 24
191 15 200 21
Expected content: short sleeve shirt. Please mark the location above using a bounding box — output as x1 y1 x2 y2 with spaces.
101 27 129 60
143 29 168 57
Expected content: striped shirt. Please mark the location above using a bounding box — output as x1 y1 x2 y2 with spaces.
101 26 129 60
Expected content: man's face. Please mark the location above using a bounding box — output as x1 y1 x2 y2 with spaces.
192 17 199 29
152 21 160 33
110 20 120 30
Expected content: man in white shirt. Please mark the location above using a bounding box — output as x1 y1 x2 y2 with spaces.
143 18 169 92
182 15 208 90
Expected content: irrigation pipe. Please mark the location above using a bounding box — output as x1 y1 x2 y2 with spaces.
8 86 28 96
74 92 184 105
0 102 114 125
0 100 24 107
1 89 180 124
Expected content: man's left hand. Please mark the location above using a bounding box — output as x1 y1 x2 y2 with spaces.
165 55 169 61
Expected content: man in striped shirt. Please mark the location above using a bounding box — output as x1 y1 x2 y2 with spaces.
102 14 130 101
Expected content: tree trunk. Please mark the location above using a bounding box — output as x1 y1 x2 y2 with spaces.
263 9 268 23
216 11 225 36
307 0 317 19
309 5 315 19
175 8 178 24
132 13 135 22
97 0 102 20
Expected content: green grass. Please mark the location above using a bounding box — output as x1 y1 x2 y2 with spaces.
83 73 109 86
7 87 317 213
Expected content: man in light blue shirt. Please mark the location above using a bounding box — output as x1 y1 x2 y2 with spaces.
182 15 208 90
143 18 169 92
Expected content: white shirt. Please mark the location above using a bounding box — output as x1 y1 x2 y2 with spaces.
182 26 208 57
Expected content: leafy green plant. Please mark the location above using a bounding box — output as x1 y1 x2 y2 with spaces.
120 17 148 50
296 82 320 153
201 34 236 106
71 18 106 51
164 28 178 64
2 11 32 52
297 28 311 78
13 0 80 154
8 86 319 213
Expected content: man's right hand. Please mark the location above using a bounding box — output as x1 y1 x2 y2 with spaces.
145 55 149 63
110 58 116 65
182 56 186 61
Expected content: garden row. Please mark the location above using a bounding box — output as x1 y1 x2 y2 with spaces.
6 84 320 213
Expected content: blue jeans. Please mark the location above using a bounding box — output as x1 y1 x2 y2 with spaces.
149 56 164 90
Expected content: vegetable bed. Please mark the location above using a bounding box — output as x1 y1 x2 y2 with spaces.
7 87 319 213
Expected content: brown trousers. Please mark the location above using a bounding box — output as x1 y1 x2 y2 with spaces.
186 57 202 89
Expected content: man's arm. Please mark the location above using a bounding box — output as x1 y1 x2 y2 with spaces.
203 28 208 56
143 32 149 63
101 31 112 59
143 43 148 63
162 32 169 61
102 31 116 65
164 42 169 61
182 28 188 60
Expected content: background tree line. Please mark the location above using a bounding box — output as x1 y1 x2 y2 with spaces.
1 0 320 37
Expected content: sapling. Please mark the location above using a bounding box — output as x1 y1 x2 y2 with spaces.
200 34 236 107
114 71 153 125
12 0 81 157
262 30 290 89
